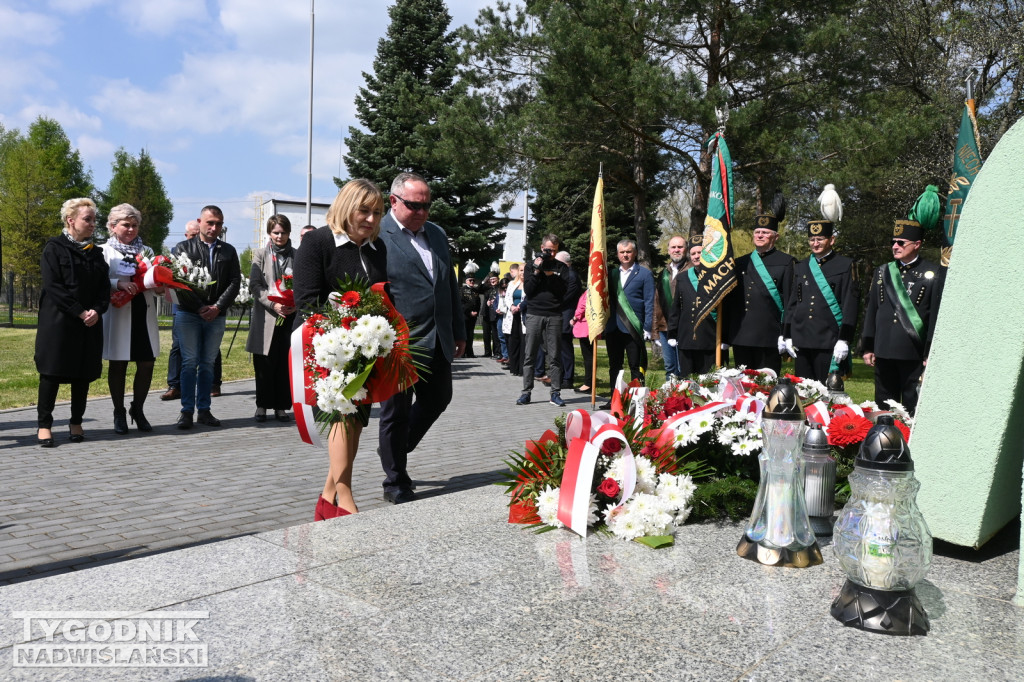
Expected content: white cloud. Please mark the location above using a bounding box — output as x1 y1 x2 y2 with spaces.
47 0 108 12
0 5 60 45
75 133 116 163
119 0 206 35
16 102 104 132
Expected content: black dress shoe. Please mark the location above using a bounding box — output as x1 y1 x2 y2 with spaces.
128 402 152 431
254 409 267 423
68 427 85 443
383 489 416 505
196 410 221 426
37 430 55 448
274 411 291 422
176 412 194 430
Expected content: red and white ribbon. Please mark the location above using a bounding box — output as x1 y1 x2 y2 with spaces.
833 403 865 419
804 400 831 427
557 423 636 537
564 409 618 444
289 323 323 448
733 395 764 418
662 400 730 432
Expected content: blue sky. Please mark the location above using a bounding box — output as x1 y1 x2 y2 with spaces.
0 0 493 252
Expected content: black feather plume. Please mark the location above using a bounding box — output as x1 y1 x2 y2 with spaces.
770 190 786 224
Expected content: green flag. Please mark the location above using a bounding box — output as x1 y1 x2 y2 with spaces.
942 105 982 263
693 131 736 329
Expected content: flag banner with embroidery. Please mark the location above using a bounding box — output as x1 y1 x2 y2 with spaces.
693 131 737 329
586 175 610 341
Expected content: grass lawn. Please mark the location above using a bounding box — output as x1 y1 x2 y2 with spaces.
0 321 257 410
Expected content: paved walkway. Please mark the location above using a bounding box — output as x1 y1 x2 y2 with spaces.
0 349 594 585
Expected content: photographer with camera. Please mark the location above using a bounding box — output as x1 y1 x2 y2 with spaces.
516 235 579 407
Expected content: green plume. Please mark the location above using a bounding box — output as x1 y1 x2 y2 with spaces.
909 185 941 231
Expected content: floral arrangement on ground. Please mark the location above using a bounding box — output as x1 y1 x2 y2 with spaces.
500 367 914 546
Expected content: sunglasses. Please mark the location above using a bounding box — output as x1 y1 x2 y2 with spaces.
892 239 917 247
392 194 432 212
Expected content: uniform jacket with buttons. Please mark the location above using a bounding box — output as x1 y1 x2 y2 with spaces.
668 267 716 351
784 251 859 350
861 258 944 361
726 248 795 347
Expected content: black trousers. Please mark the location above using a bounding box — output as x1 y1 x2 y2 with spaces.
677 348 715 377
577 336 593 387
463 315 477 357
37 375 90 429
874 357 925 416
507 313 524 375
795 348 836 384
377 345 453 492
481 317 497 357
253 321 293 410
606 328 646 387
732 345 782 375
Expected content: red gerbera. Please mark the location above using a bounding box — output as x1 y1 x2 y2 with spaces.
784 373 803 384
340 316 358 329
827 413 873 447
340 290 361 307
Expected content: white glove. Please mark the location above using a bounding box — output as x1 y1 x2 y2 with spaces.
720 343 730 351
643 331 651 341
783 338 798 358
777 336 787 354
833 339 849 361
654 339 662 348
667 339 678 348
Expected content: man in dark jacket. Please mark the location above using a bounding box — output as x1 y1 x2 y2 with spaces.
516 234 580 407
861 219 944 415
171 205 241 429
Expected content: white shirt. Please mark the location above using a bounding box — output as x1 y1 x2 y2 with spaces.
332 231 377 275
619 263 635 288
392 216 434 280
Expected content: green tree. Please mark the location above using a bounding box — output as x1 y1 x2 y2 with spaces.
97 148 173 248
340 0 505 266
0 117 92 287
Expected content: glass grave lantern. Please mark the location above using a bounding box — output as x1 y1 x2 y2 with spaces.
831 415 932 636
737 378 823 568
825 371 849 402
802 422 837 538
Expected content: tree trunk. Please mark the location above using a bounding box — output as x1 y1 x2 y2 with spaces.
632 133 652 267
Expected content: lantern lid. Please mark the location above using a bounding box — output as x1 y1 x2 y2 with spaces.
762 378 804 421
825 372 845 392
856 415 913 471
802 423 831 454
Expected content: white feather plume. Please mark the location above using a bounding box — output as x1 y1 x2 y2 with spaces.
464 259 480 275
818 184 843 223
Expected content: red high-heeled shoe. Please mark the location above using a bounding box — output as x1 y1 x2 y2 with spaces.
314 496 352 521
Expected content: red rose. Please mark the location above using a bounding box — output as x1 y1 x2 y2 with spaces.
742 369 761 377
340 316 358 329
827 413 873 447
661 394 694 418
340 290 361 307
597 478 621 499
600 439 623 455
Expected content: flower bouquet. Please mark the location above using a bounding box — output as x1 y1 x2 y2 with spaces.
289 276 418 446
235 277 252 306
110 253 194 308
267 273 294 326
166 252 215 306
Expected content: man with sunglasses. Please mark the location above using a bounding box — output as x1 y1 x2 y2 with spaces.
377 172 466 504
860 219 944 415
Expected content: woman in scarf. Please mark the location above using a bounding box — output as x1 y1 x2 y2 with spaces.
101 203 161 434
35 198 110 447
246 214 297 422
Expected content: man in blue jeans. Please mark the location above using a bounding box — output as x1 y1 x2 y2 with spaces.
170 206 240 429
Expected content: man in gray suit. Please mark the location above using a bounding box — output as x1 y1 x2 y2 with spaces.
378 172 466 504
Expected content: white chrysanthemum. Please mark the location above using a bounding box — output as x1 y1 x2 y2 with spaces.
692 417 715 435
796 378 828 400
731 438 758 456
535 485 563 528
884 400 912 423
587 495 600 526
674 474 696 499
673 423 700 446
746 423 763 438
635 457 658 493
831 394 853 406
675 506 692 525
859 400 879 411
718 425 747 444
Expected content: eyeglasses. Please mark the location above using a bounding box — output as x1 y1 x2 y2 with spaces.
392 194 432 212
892 239 917 247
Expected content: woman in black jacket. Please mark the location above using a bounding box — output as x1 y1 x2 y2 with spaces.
293 179 388 521
35 198 110 447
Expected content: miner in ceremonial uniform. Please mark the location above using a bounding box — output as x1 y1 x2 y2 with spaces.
861 186 945 415
653 234 687 378
726 192 795 374
668 233 717 377
782 185 859 383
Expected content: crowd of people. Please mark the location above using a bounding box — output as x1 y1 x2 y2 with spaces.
33 181 943 518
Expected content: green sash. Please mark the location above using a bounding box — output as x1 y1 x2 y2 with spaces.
659 269 673 309
750 251 784 321
885 262 925 341
688 270 716 322
614 273 643 337
808 257 844 374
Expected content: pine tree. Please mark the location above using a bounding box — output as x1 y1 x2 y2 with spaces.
340 0 505 265
98 148 174 249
